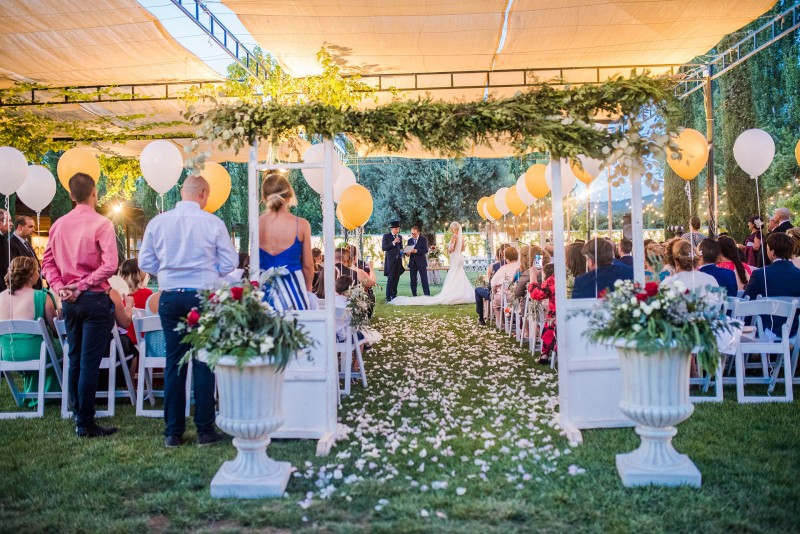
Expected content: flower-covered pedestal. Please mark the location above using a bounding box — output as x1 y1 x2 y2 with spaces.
206 355 292 499
614 342 701 488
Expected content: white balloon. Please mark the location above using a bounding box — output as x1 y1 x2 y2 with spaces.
17 165 56 212
141 140 183 194
495 187 510 215
482 202 495 221
544 159 578 198
0 146 28 195
516 173 536 205
333 166 356 203
733 129 775 178
302 144 344 195
577 155 603 180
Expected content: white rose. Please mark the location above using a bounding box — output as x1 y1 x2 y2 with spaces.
632 309 641 318
632 324 642 332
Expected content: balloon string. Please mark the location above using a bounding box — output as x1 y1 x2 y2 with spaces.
684 181 696 288
754 175 768 297
36 211 41 233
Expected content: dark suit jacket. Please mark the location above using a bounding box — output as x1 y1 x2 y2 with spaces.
774 220 794 233
381 232 404 276
572 264 634 299
619 255 634 267
699 264 737 297
407 235 428 269
0 233 7 291
744 260 800 336
9 234 42 289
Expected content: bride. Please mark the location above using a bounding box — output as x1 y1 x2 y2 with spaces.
390 222 474 306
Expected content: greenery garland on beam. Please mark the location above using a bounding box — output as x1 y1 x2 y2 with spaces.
185 74 678 171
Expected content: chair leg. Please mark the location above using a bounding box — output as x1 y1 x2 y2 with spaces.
120 353 136 405
61 354 70 418
354 341 367 388
36 352 46 417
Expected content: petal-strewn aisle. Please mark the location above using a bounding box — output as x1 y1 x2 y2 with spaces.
293 306 584 517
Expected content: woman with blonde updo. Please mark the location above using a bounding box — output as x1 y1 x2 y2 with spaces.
0 256 62 402
258 172 314 311
666 239 718 295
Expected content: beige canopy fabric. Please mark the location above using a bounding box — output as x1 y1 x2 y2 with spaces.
223 0 775 77
0 0 223 89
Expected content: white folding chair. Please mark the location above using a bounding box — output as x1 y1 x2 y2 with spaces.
760 296 800 390
335 307 366 401
55 319 117 418
0 318 62 418
517 292 530 346
111 329 137 405
731 298 797 403
132 315 191 418
689 299 729 403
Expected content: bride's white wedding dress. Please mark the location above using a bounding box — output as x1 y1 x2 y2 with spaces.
390 228 474 306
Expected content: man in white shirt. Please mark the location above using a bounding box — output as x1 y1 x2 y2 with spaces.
139 175 238 448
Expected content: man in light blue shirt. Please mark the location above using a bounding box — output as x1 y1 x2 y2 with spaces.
139 175 238 448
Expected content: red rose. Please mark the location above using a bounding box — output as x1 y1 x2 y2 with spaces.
250 280 260 288
208 292 216 301
644 282 659 297
635 293 648 302
531 288 546 300
186 308 201 327
598 289 608 299
230 286 244 300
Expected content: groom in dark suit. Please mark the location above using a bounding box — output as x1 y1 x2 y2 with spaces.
382 220 404 302
10 215 43 289
406 225 430 296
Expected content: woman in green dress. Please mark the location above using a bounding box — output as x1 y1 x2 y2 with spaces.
0 256 61 403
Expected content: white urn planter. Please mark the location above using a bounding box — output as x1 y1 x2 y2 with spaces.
614 342 701 488
204 355 292 498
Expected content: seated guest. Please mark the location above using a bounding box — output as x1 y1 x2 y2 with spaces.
681 216 706 247
565 242 586 279
349 244 376 316
311 247 323 295
475 246 519 326
491 246 521 328
744 232 800 336
333 275 366 356
486 245 508 279
528 263 556 365
787 227 800 269
0 257 62 403
119 259 153 345
667 240 719 296
697 239 737 296
514 245 549 300
717 235 751 291
644 243 669 282
572 238 633 299
617 238 634 266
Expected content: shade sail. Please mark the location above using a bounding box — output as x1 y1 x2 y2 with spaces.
0 0 223 88
222 0 775 77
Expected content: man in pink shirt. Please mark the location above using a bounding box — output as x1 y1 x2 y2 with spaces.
42 173 119 438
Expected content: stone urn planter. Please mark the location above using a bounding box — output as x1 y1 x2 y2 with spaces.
614 341 701 488
203 354 292 499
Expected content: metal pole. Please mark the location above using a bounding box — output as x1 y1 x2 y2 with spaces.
704 64 717 237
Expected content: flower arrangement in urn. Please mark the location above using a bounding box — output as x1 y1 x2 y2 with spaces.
179 280 313 370
580 278 733 372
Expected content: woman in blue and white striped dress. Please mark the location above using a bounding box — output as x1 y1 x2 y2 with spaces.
258 173 314 311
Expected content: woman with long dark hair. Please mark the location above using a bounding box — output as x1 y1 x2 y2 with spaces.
717 235 751 291
743 215 764 267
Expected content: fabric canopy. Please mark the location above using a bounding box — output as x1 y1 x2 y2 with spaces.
0 0 222 88
222 0 775 77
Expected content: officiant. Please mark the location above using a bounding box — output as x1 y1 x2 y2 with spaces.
406 225 430 297
381 220 404 302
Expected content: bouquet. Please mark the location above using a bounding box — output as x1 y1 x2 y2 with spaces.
576 278 734 373
179 279 314 371
346 283 372 330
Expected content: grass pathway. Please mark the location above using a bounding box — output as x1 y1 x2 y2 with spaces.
0 295 799 532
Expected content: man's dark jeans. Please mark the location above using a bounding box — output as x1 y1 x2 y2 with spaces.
63 292 114 428
475 287 491 319
159 290 216 437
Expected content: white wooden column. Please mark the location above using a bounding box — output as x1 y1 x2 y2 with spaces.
248 140 260 280
629 166 645 284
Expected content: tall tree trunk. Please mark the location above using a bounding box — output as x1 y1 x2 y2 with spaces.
718 34 760 242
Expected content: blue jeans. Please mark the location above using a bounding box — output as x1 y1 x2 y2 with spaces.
159 291 216 437
63 292 114 427
475 287 491 318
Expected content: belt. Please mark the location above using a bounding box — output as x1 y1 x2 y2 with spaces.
162 288 199 293
81 290 109 296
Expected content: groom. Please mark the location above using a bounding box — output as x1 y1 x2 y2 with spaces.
406 226 430 296
382 220 404 302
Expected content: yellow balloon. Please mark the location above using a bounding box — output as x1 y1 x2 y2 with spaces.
336 204 358 231
202 162 232 213
524 164 549 199
339 184 373 228
477 197 489 220
666 128 709 181
795 139 800 167
486 195 502 220
505 185 527 216
57 148 100 191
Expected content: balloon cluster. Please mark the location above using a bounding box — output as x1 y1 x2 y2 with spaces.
477 157 601 221
301 145 373 230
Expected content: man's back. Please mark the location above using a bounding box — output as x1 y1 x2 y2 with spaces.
138 201 237 291
572 264 634 299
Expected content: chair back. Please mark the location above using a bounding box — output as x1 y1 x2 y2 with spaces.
0 318 47 337
732 298 798 338
133 315 163 336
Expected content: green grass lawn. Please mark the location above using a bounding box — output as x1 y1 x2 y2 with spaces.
1 272 798 532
